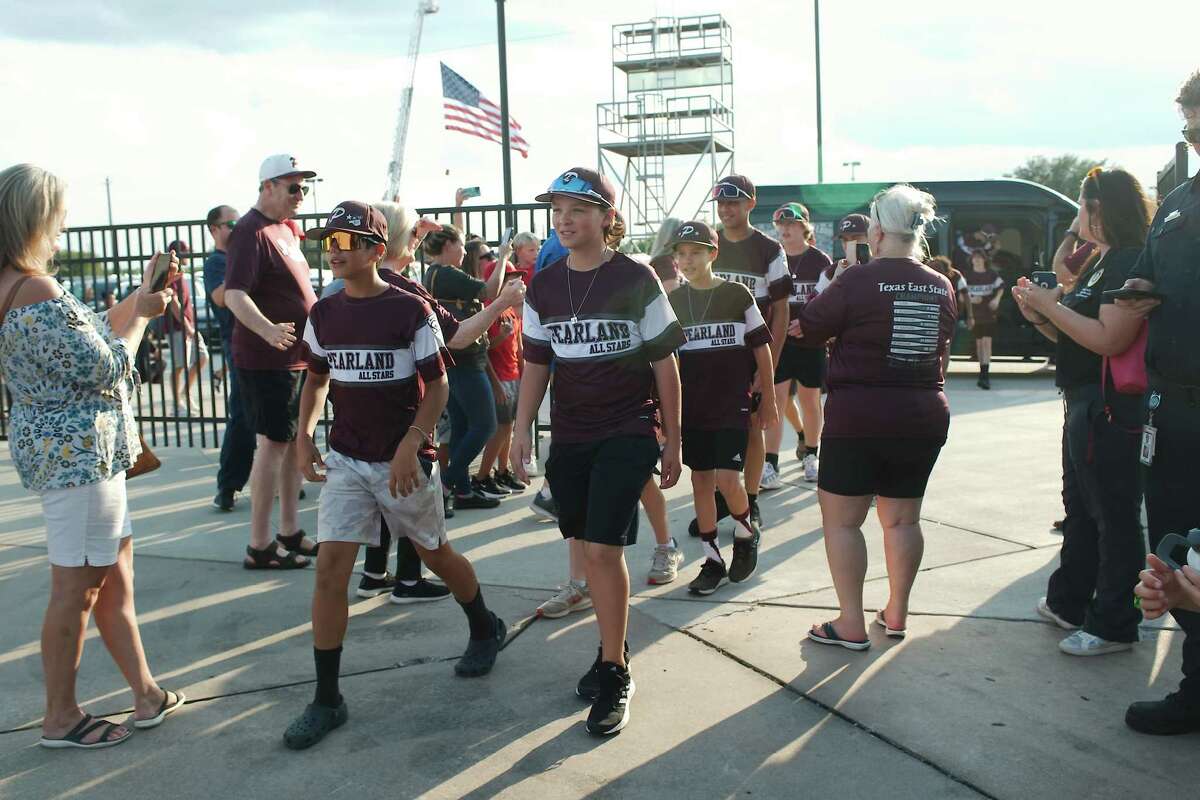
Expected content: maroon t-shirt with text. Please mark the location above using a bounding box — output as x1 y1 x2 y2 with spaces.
523 253 686 443
224 209 318 370
785 246 833 347
303 286 447 463
798 258 957 440
713 229 791 320
380 268 461 344
964 267 1004 325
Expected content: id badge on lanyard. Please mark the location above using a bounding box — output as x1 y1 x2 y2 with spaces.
1141 391 1161 466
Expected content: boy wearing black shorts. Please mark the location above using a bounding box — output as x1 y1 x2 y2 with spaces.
283 202 505 750
668 222 778 594
511 168 685 735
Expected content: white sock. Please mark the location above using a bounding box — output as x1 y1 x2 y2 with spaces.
732 513 755 540
364 571 386 580
399 580 418 587
701 537 722 563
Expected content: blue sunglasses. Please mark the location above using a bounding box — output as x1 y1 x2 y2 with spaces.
546 172 609 206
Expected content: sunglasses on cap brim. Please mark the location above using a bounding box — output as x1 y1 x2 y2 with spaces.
320 231 379 252
711 183 753 201
545 173 610 206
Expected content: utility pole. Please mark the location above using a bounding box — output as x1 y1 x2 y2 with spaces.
496 0 514 228
105 177 113 225
843 160 861 181
814 0 824 184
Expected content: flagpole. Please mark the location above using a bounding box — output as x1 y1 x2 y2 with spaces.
495 0 514 228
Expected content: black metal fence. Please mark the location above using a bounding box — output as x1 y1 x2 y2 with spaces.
0 203 552 447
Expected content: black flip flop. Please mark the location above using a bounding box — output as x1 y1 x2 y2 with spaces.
283 701 348 751
807 621 871 651
39 715 131 750
244 544 310 570
134 689 186 729
276 530 319 557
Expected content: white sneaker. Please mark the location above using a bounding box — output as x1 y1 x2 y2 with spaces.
647 540 684 585
527 452 540 477
537 580 592 619
759 462 783 491
1058 630 1134 656
1036 597 1080 630
802 453 819 483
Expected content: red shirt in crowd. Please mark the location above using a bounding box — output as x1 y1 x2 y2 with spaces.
488 308 522 381
798 258 957 441
224 208 317 370
163 273 196 335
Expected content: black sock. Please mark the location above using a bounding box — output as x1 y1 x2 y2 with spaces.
460 587 495 640
806 445 818 457
313 646 342 708
748 492 758 507
765 452 779 470
980 364 990 377
714 490 731 522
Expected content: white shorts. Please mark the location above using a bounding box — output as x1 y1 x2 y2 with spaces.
41 472 132 567
317 450 447 551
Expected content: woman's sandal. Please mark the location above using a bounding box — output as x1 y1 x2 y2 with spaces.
276 530 319 557
133 689 186 729
874 610 907 639
39 715 131 750
243 544 310 570
807 621 871 651
283 701 348 751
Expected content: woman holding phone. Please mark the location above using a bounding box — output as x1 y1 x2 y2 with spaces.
1012 166 1153 657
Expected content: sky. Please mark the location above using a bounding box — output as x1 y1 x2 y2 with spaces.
1 0 1197 230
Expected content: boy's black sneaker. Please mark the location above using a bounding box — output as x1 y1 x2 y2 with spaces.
455 613 506 677
585 662 635 736
577 642 632 702
688 559 728 595
728 525 761 583
977 375 991 390
529 489 559 522
473 476 509 499
496 471 527 492
1125 692 1200 735
443 492 456 518
213 488 236 512
454 488 501 510
356 572 397 598
389 578 452 604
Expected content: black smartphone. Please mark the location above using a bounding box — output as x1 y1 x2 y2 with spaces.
1102 287 1166 302
1030 271 1058 289
148 251 173 293
854 243 871 265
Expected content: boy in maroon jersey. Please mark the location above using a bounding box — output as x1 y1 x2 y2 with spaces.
668 222 777 594
965 249 1004 389
511 168 685 736
283 202 506 750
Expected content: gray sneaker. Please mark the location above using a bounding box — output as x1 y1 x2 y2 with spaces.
537 580 592 619
802 453 819 483
1059 630 1135 656
647 540 684 585
759 462 783 491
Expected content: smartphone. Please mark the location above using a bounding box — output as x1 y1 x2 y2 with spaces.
1156 532 1200 571
855 243 871 265
460 186 481 200
500 227 514 250
148 251 173 293
1102 287 1166 302
1030 271 1058 289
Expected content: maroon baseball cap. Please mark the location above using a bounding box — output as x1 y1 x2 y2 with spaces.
711 175 755 201
535 167 617 208
305 201 388 243
670 220 719 250
837 213 870 238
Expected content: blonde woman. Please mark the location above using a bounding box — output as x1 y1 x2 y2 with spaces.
0 164 184 748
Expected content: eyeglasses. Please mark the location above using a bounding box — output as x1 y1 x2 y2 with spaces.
711 182 753 201
772 203 809 223
546 172 609 206
1182 127 1200 144
320 231 377 252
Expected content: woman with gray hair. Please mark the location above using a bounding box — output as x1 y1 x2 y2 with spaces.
0 163 185 748
797 184 958 651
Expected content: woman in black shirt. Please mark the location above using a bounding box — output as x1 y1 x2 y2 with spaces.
1013 167 1153 656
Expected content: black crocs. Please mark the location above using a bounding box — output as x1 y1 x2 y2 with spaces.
283 700 348 750
454 613 506 677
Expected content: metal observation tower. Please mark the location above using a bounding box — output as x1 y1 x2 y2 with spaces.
596 15 735 236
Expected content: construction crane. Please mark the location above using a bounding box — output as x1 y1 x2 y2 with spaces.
383 0 439 201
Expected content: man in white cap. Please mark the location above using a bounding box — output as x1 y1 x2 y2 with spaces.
224 154 320 569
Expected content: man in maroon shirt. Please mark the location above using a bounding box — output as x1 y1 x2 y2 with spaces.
224 154 320 568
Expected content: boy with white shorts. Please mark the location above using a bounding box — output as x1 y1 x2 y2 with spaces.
283 201 505 750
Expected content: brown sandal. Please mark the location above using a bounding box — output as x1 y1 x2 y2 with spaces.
243 544 310 570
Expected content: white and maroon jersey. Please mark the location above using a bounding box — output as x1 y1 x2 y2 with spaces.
303 286 447 463
964 267 1005 324
669 281 772 431
785 246 833 347
713 229 791 319
523 253 685 443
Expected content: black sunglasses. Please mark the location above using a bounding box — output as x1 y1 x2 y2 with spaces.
1182 127 1200 145
286 182 310 197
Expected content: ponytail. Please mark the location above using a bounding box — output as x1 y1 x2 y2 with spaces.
604 210 626 249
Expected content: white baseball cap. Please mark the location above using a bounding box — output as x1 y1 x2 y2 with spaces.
259 154 316 183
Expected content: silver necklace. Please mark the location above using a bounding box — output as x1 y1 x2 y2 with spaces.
566 247 610 323
687 282 718 325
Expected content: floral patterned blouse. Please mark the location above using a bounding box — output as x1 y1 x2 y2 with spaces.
0 290 141 492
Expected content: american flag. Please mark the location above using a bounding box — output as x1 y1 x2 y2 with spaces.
441 62 529 158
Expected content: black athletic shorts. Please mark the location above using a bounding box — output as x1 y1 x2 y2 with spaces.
774 342 826 389
818 437 944 498
682 427 748 472
546 435 659 547
237 368 304 443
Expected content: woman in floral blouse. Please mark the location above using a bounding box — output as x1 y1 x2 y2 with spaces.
0 164 185 749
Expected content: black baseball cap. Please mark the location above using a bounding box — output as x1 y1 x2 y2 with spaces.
837 213 870 238
711 175 756 201
670 220 719 250
304 201 388 243
535 167 616 208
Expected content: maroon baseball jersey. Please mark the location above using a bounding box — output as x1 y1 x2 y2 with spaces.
303 286 447 463
964 267 1005 325
713 229 791 318
670 281 772 430
380 268 460 344
798 258 957 440
225 208 318 370
523 253 686 443
785 246 833 347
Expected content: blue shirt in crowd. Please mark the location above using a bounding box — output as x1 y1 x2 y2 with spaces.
202 249 235 355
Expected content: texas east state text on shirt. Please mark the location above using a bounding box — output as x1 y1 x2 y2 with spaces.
670 281 772 431
303 286 447 463
523 253 686 443
713 229 791 318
